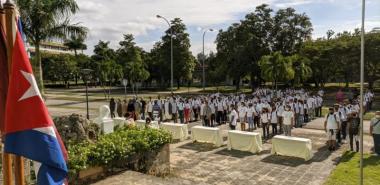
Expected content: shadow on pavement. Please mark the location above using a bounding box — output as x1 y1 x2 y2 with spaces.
178 142 218 152
214 148 255 158
261 155 312 167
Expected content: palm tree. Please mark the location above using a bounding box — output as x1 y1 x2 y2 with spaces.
17 0 88 93
289 54 312 86
64 35 87 56
259 52 294 89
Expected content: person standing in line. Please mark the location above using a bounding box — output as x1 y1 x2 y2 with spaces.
152 100 161 122
134 99 142 120
271 105 278 136
116 99 123 117
203 101 212 127
109 98 116 118
277 102 284 134
324 107 340 151
347 111 360 152
147 97 153 119
122 100 128 118
171 98 177 123
254 102 260 129
200 100 205 125
184 100 191 124
246 103 255 131
230 105 238 130
339 103 349 142
261 108 270 139
178 99 185 124
333 105 342 145
298 100 305 127
370 111 380 155
238 102 247 131
140 98 146 120
217 99 224 126
282 105 294 136
210 101 216 127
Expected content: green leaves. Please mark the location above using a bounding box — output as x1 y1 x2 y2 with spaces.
67 126 172 176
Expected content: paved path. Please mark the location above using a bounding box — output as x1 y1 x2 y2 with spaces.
92 123 375 185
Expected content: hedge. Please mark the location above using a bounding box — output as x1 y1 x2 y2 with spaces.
67 126 172 179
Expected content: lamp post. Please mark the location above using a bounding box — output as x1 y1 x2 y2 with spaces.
82 69 93 119
157 15 173 93
202 28 214 91
359 1 365 185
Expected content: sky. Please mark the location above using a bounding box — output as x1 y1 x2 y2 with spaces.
73 0 380 55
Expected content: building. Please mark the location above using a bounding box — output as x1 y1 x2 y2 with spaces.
27 41 74 57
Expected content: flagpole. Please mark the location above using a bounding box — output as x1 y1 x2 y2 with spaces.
4 1 25 185
1 2 13 185
359 0 365 185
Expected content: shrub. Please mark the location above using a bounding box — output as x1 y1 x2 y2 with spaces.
67 126 172 180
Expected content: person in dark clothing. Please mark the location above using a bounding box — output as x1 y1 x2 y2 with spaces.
109 98 116 118
127 99 135 120
116 99 123 117
348 112 360 152
141 98 146 120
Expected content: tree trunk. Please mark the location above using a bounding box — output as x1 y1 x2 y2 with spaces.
34 43 44 95
177 79 180 90
235 77 240 91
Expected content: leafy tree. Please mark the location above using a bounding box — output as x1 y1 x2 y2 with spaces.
288 54 312 86
64 35 87 56
42 54 77 87
259 52 294 88
17 0 87 93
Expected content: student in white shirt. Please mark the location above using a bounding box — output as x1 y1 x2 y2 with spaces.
246 103 256 131
282 105 294 136
324 107 340 151
238 102 247 131
230 105 238 130
261 108 271 139
271 105 278 136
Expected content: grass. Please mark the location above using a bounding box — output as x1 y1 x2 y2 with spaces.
324 151 380 185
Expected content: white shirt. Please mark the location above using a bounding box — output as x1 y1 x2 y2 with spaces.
238 106 247 118
231 110 238 126
271 111 278 123
326 113 338 130
246 107 256 117
147 101 153 112
261 113 270 123
282 111 294 125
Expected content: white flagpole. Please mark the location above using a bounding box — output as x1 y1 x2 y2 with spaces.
359 0 365 185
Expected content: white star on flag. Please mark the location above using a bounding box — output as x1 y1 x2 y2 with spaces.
18 70 42 101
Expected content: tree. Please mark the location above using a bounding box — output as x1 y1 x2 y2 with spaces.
272 7 313 56
42 54 77 87
64 35 87 56
288 54 312 86
158 18 196 89
259 52 294 88
17 0 88 93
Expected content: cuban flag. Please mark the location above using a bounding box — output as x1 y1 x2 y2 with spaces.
4 25 68 184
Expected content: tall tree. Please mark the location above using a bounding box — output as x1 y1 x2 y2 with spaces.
259 52 294 88
64 35 87 56
17 0 87 93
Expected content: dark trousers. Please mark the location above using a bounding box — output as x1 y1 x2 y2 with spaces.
148 112 153 119
204 117 210 127
304 113 309 123
349 131 359 152
254 116 260 128
223 110 227 123
217 111 223 125
211 114 215 127
178 110 184 123
373 134 380 155
341 121 348 140
230 124 236 130
172 113 177 123
336 130 342 144
262 122 269 139
271 123 278 136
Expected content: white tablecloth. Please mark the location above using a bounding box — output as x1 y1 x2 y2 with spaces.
113 117 127 127
227 130 262 153
271 135 313 161
191 126 223 147
136 120 159 129
160 122 189 141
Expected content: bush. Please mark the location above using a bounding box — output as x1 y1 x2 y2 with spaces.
67 126 172 179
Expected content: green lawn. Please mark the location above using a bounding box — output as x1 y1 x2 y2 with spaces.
324 152 380 185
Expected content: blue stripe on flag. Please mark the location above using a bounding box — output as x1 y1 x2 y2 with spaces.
5 130 68 185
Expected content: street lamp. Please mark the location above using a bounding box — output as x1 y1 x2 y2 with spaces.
202 28 214 91
81 69 93 119
157 15 173 93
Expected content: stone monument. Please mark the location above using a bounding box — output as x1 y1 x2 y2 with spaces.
93 105 114 134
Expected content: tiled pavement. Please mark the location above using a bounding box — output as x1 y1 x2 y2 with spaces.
92 124 374 185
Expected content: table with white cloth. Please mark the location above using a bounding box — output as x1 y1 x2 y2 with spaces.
191 126 223 147
227 130 262 153
271 135 313 161
136 120 159 129
160 122 189 141
113 117 127 127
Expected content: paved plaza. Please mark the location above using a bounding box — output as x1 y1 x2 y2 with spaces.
92 124 374 185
